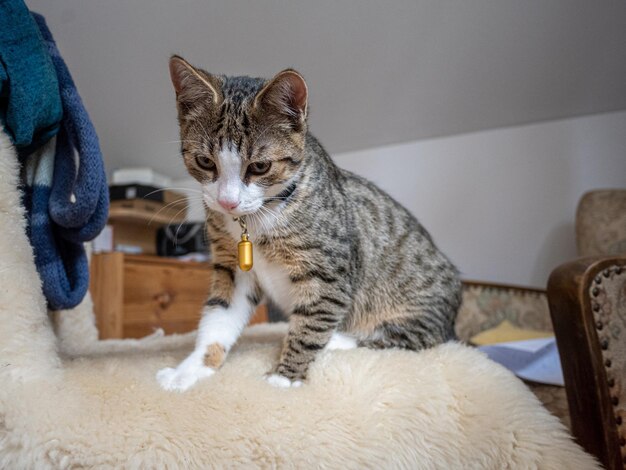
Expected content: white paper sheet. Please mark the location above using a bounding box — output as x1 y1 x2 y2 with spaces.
478 337 564 386
92 225 113 253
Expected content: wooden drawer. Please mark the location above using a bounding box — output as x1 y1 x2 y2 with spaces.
123 259 210 337
90 253 267 339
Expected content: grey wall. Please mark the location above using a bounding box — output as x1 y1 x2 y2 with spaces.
26 0 626 178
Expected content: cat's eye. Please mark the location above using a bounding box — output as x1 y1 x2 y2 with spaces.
248 161 272 175
195 155 216 171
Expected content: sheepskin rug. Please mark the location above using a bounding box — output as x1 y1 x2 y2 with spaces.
0 323 598 469
0 130 598 468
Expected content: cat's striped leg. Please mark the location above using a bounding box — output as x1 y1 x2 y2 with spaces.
266 285 350 388
157 269 259 392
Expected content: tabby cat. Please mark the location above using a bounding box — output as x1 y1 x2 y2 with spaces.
156 56 462 391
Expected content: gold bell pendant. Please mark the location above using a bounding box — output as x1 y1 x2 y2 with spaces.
235 216 253 271
238 233 253 271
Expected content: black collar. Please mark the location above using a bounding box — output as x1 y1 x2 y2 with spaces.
265 182 297 205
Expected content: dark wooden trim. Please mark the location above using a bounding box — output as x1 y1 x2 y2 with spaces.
548 255 626 470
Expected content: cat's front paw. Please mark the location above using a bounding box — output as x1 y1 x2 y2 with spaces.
264 373 303 388
156 364 215 392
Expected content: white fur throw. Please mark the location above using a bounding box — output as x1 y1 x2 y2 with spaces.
0 130 598 468
0 323 598 469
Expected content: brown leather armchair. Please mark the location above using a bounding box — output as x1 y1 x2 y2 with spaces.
548 189 626 469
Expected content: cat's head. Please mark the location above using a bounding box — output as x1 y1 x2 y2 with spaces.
169 55 308 217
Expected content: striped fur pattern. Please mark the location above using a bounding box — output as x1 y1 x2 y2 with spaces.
156 56 461 391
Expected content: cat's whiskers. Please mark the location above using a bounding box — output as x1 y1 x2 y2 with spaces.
168 204 196 245
261 196 291 222
147 196 204 228
255 204 284 234
147 199 191 226
261 204 282 228
250 207 273 235
144 187 203 198
248 209 267 235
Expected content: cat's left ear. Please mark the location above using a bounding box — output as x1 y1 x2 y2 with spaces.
254 69 308 126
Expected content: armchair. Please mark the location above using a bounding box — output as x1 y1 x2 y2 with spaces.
548 189 626 469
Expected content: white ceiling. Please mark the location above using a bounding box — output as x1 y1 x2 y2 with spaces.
27 0 626 179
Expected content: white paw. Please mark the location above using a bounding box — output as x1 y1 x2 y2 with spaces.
325 332 358 350
156 364 215 392
265 373 303 388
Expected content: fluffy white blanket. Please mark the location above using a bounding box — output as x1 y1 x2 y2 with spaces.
0 130 598 468
0 323 600 469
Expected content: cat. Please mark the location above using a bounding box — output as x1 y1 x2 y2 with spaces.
156 55 462 391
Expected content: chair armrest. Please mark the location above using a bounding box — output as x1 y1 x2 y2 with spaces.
548 256 626 470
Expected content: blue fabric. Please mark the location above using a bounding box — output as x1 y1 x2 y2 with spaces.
22 137 90 311
0 0 62 155
31 13 109 310
36 15 109 240
6 11 109 310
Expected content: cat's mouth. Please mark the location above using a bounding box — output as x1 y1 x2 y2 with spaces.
206 201 261 218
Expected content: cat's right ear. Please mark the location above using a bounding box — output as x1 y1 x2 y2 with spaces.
169 55 222 108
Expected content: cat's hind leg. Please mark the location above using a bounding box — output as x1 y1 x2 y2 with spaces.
358 310 456 351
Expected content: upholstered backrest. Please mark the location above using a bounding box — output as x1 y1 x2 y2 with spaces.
456 282 551 342
577 190 626 257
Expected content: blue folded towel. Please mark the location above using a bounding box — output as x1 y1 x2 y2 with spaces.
1 2 109 310
31 13 109 310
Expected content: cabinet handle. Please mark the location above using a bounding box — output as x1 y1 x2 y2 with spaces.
154 292 172 309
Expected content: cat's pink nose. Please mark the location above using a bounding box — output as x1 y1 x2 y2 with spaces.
218 198 240 211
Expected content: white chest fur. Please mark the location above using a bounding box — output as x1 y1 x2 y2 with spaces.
252 248 294 314
224 216 293 314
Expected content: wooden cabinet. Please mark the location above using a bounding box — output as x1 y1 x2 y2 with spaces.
90 253 267 339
